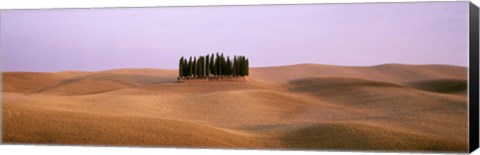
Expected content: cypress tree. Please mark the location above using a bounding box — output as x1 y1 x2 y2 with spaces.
198 56 201 78
199 57 203 78
213 53 217 77
224 54 228 76
179 57 184 79
197 56 201 78
194 57 198 78
216 53 220 77
204 56 207 78
183 58 188 78
200 56 205 78
210 53 215 77
234 56 238 77
232 56 236 77
196 56 199 78
203 56 206 78
218 53 222 77
206 55 210 78
221 53 225 76
237 56 241 76
188 57 193 78
241 56 246 76
237 56 242 76
220 53 224 77
205 56 208 78
224 55 227 76
226 56 232 76
245 58 249 76
185 57 188 78
199 56 203 78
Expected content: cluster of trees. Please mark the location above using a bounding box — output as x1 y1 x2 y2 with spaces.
178 53 249 80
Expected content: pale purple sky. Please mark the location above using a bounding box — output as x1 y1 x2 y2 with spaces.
0 2 469 72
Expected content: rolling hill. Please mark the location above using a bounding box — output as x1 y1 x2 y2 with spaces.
2 64 468 152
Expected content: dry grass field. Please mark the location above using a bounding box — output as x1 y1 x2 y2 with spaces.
2 64 468 152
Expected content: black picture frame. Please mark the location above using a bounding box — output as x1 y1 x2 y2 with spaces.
469 2 479 153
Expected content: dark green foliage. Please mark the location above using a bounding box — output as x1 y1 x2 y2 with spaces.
179 57 184 78
182 58 188 78
216 53 222 77
210 54 215 76
199 56 205 78
193 57 197 78
178 53 249 80
232 55 247 77
245 59 249 76
226 57 232 76
232 56 237 77
188 57 193 78
206 55 210 78
201 57 204 78
220 53 225 76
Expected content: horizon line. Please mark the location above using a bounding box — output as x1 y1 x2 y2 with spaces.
0 62 468 73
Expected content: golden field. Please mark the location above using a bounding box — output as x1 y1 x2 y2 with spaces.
2 64 468 152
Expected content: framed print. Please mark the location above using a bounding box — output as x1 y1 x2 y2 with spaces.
1 1 479 153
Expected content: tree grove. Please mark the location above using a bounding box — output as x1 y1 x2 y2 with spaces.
178 53 249 80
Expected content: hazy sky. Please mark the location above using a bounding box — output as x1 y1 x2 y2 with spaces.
0 2 469 72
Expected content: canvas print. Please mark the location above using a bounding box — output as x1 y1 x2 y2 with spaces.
0 2 472 152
